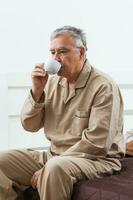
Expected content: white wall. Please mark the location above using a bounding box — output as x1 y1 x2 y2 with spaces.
0 72 50 151
0 0 133 72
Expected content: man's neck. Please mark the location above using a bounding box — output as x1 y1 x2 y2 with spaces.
67 59 85 86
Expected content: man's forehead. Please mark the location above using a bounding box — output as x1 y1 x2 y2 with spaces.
50 35 76 49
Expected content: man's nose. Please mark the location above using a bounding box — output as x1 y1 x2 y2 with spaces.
53 52 61 62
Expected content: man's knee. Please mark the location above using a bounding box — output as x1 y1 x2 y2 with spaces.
0 150 17 169
44 156 67 176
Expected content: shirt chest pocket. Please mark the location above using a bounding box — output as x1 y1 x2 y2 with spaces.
72 110 90 136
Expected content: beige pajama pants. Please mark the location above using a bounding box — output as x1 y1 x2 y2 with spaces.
0 149 120 200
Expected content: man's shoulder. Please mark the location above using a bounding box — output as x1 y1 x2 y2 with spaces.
90 66 118 88
85 60 117 88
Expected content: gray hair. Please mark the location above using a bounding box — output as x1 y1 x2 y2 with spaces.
50 26 87 51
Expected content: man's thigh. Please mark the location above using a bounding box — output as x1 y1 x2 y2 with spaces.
0 149 46 186
45 156 114 181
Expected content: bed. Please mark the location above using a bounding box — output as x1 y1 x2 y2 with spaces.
71 156 133 200
15 156 133 200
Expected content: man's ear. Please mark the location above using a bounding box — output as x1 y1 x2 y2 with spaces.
79 47 85 58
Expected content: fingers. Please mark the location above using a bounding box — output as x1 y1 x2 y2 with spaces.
31 63 48 102
32 71 46 77
31 169 42 189
31 173 39 189
32 63 47 78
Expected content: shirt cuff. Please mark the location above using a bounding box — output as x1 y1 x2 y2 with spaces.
28 89 45 108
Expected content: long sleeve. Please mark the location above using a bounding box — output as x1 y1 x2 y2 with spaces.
20 90 45 132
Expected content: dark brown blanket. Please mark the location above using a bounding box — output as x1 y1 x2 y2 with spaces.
72 157 133 200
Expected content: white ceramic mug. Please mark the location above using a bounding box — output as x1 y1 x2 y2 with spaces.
45 58 61 75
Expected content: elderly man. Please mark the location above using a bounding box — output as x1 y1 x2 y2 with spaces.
0 26 125 200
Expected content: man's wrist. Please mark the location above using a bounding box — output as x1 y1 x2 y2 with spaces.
31 89 44 103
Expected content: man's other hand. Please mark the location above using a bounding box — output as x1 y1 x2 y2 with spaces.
31 63 48 102
31 169 42 189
